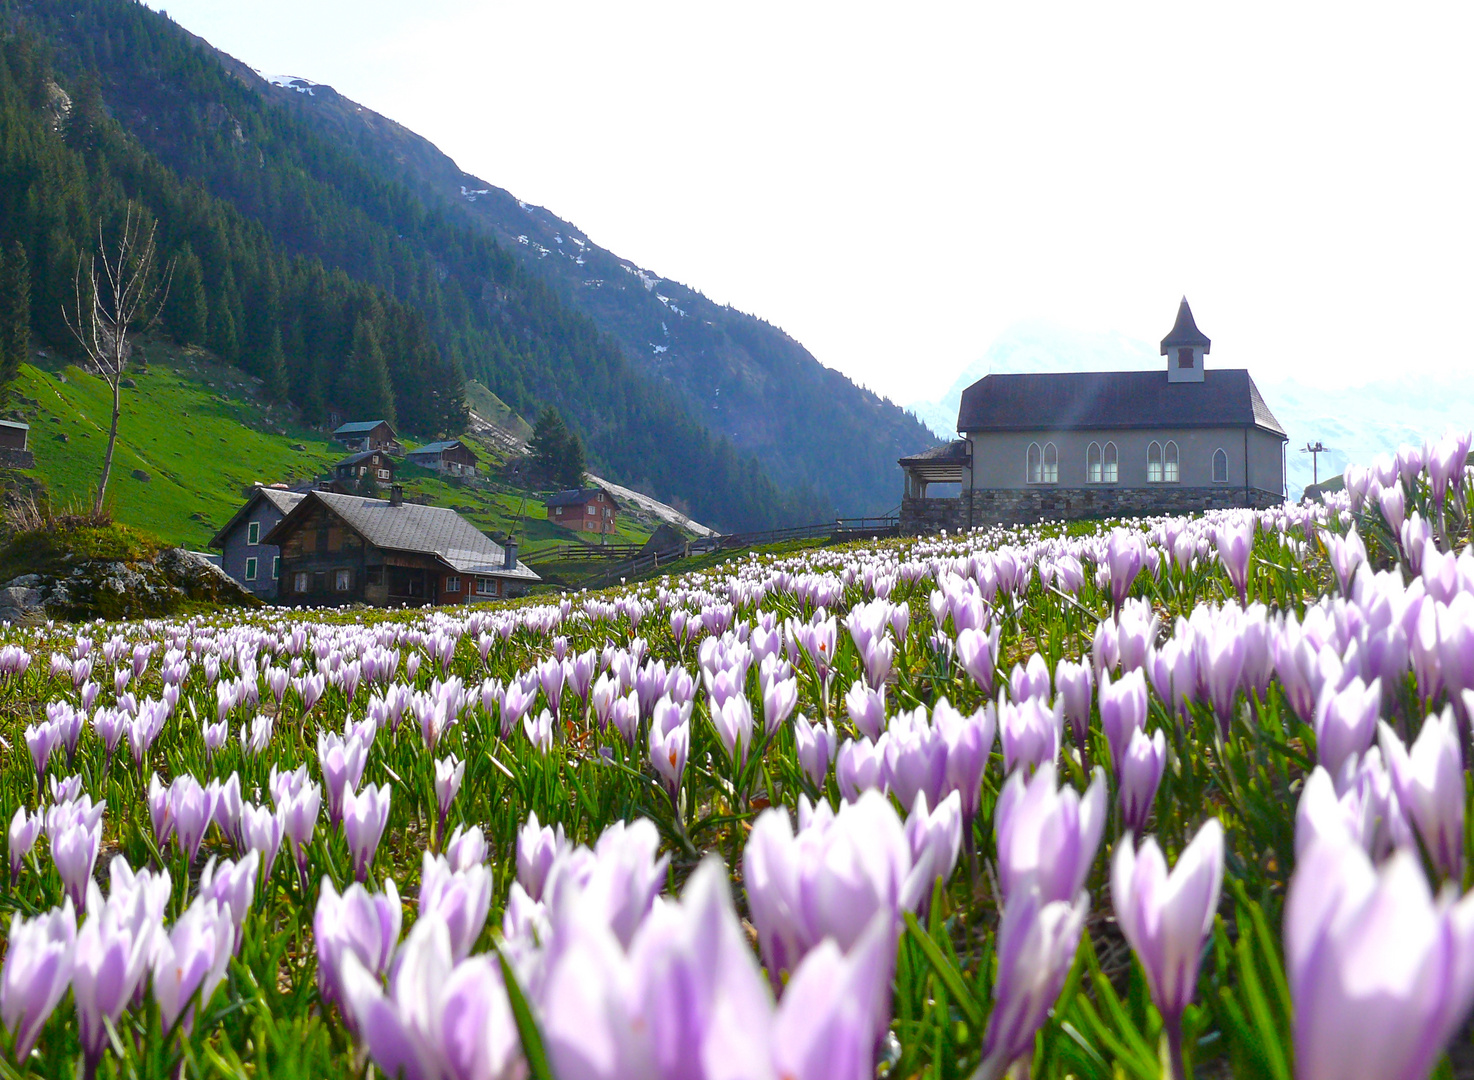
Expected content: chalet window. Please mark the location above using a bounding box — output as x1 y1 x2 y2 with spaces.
1178 347 1194 369
445 576 460 593
366 567 384 586
478 578 497 596
1103 442 1118 483
1087 442 1102 483
272 556 280 579
293 572 309 593
247 521 260 546
1027 442 1042 484
1164 441 1180 482
555 506 563 516
335 569 352 591
244 557 258 581
378 469 390 480
1148 441 1164 483
1042 442 1058 484
1213 448 1228 483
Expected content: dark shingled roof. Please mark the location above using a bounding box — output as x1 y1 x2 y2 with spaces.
1160 298 1211 355
898 440 970 467
956 369 1286 437
263 491 540 581
545 486 615 508
333 420 395 436
208 488 305 549
334 450 392 469
407 440 479 462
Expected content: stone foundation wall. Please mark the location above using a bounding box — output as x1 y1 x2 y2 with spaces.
901 486 1282 534
0 449 34 468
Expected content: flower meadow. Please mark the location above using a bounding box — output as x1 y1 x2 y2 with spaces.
2 435 1474 1080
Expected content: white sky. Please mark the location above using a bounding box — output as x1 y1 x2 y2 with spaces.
148 2 1474 407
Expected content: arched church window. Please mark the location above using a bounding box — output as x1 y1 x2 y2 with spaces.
1042 442 1059 483
1164 441 1180 483
1213 448 1228 483
1147 441 1164 483
1087 442 1102 483
1103 442 1119 483
1027 442 1042 484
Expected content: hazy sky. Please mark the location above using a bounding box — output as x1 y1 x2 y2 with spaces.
148 2 1474 407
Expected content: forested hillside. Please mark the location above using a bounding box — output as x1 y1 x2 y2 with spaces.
0 0 827 530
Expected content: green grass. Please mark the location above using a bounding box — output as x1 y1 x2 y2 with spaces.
0 520 164 581
14 342 341 548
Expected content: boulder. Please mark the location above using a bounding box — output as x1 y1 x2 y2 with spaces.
131 469 150 482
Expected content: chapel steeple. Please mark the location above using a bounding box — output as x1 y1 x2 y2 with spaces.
1160 297 1210 383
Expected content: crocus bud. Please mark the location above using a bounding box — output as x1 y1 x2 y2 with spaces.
934 698 996 833
444 824 488 871
8 806 43 886
1099 670 1148 774
1213 518 1255 606
0 899 76 1060
794 714 837 787
1117 727 1167 835
1313 677 1381 782
711 695 755 767
152 896 233 1033
995 763 1105 905
836 737 884 802
434 754 464 830
169 774 219 865
1106 529 1146 614
763 676 799 736
318 731 368 828
315 877 401 1010
1287 840 1474 1080
52 819 101 912
956 625 1001 695
980 886 1089 1077
902 790 963 913
1055 658 1093 751
241 802 284 879
419 852 493 963
1379 711 1464 882
343 783 391 882
844 680 886 741
998 692 1062 777
1112 820 1223 1033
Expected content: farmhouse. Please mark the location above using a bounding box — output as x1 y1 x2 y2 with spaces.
545 485 619 535
332 420 401 455
900 299 1288 532
333 450 396 487
208 485 306 600
405 439 479 477
0 419 33 467
263 486 539 607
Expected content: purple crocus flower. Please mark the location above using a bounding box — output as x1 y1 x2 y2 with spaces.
1106 529 1146 615
794 714 837 787
72 891 157 1070
517 811 567 902
1313 676 1381 781
711 695 755 768
1324 527 1368 595
51 818 102 913
152 896 233 1033
1099 670 1148 774
763 676 799 736
344 783 391 882
24 720 59 788
881 708 948 813
444 825 488 872
1055 658 1094 753
1379 711 1465 883
649 710 690 809
419 852 493 963
1117 727 1167 835
902 790 963 914
434 754 464 842
1286 839 1474 1080
1112 819 1224 1070
995 763 1106 904
1214 518 1255 606
169 774 219 865
836 737 884 801
979 886 1089 1079
1203 628 1246 737
998 693 1062 777
1009 653 1052 703
318 730 368 828
241 802 284 879
280 783 322 890
1379 482 1407 535
199 851 259 950
934 698 996 836
9 806 43 886
1 899 76 1061
844 680 886 741
523 708 555 754
956 625 1001 695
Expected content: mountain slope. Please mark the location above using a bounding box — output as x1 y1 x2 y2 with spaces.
177 57 939 516
2 0 826 530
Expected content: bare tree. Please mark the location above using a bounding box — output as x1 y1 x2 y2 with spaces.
65 206 173 515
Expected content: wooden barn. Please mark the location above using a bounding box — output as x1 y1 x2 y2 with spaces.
332 420 401 455
405 440 479 477
545 485 620 535
263 486 539 607
333 450 397 487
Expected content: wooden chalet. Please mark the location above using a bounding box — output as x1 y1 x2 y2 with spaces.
544 485 620 535
262 486 540 607
333 450 397 486
332 420 401 455
405 440 479 477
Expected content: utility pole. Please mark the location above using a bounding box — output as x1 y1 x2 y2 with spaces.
1300 441 1328 486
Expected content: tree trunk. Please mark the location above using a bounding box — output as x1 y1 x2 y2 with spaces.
94 379 121 515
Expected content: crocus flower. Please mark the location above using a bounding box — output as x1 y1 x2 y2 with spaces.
315 877 402 1010
934 698 996 836
1117 727 1167 835
1099 670 1148 774
280 784 322 890
434 754 464 840
343 783 391 882
199 851 259 950
957 624 1001 694
903 790 963 913
979 886 1089 1079
152 896 233 1033
444 824 488 872
1313 676 1381 782
1286 839 1474 1080
319 730 368 827
763 675 799 735
998 692 1062 776
51 818 102 912
881 707 947 813
1112 819 1224 1065
995 763 1106 904
711 694 755 767
844 680 886 741
1379 712 1464 882
1 900 76 1061
1214 518 1255 606
1055 658 1094 753
1324 527 1367 595
72 891 157 1069
1379 482 1407 536
241 801 285 879
169 774 219 865
419 852 493 962
523 708 554 754
8 806 42 886
794 714 837 787
836 737 884 801
649 708 690 808
517 811 568 902
1106 529 1146 614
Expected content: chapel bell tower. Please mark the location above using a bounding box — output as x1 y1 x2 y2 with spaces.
1161 297 1209 383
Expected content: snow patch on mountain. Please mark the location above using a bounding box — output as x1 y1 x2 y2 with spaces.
256 72 317 95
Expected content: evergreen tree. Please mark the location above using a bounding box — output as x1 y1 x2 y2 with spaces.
163 242 207 345
345 316 395 426
0 241 31 384
528 406 585 489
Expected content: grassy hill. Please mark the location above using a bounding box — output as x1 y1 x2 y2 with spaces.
6 338 666 556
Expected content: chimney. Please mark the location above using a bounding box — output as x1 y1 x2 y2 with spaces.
503 534 518 570
389 484 404 507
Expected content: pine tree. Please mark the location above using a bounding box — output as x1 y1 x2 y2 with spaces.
528 406 586 489
163 242 207 345
346 316 395 426
0 241 31 384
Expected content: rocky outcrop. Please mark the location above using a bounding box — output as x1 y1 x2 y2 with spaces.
0 548 262 623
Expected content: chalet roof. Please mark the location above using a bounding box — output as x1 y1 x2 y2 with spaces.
1160 298 1212 354
333 420 395 436
407 440 478 461
898 440 970 467
264 491 540 581
208 487 306 549
0 420 29 431
334 450 392 468
955 369 1285 437
545 486 615 508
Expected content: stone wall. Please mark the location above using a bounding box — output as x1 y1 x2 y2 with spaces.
0 449 35 468
901 485 1282 534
